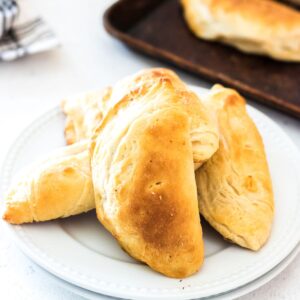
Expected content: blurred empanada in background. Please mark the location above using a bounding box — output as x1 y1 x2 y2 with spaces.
196 85 274 251
181 0 300 61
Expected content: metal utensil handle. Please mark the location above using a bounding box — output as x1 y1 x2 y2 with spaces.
0 0 19 38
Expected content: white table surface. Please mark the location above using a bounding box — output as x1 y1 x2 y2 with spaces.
0 1 300 299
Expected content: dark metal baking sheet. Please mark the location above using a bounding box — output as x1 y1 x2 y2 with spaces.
104 0 300 118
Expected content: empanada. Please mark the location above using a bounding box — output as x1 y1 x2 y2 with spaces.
196 84 274 251
2 141 95 224
181 0 300 61
91 68 219 278
61 88 111 145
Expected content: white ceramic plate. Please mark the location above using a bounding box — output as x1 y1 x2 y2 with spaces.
1 86 300 300
30 241 300 300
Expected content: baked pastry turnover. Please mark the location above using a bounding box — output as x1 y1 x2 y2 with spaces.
61 88 111 145
91 68 219 278
2 141 95 224
196 84 274 251
181 0 300 61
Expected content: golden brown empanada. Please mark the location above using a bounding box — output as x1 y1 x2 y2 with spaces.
196 84 274 251
181 0 300 61
2 141 95 224
91 68 219 278
61 88 111 145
